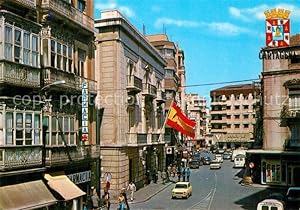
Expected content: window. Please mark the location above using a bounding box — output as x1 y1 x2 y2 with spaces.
32 35 38 67
235 124 240 128
243 105 249 109
78 0 86 12
63 45 67 71
289 93 300 110
78 49 86 77
49 39 73 71
57 43 62 69
5 112 41 146
227 124 231 128
23 32 30 65
14 29 21 62
244 124 249 128
4 26 13 60
51 40 56 68
227 115 231 119
68 46 73 72
234 115 240 119
235 105 239 110
244 114 249 119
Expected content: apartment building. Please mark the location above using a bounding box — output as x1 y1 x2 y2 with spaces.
95 10 167 199
210 84 260 149
186 93 207 149
0 0 98 209
247 34 300 186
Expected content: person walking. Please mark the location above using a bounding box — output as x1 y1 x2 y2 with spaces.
91 191 99 210
118 193 125 210
103 191 110 210
127 182 136 201
186 167 191 182
177 165 182 182
121 188 130 210
182 167 186 182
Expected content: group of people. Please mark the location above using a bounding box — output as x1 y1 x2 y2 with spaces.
167 163 191 182
118 181 136 210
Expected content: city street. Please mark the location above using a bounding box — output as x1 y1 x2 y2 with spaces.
130 159 286 210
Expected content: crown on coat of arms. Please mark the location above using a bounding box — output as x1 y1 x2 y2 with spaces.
264 8 291 19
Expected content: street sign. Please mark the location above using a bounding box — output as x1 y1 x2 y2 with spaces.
82 81 88 141
82 134 88 141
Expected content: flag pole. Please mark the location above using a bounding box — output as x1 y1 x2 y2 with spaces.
157 98 175 142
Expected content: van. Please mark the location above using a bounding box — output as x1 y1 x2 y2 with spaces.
233 154 246 168
231 149 246 161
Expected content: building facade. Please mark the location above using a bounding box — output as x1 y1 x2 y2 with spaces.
95 10 167 199
0 0 98 209
210 84 260 149
186 93 207 149
248 34 300 186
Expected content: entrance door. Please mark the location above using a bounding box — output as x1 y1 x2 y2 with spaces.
293 167 300 186
129 159 133 182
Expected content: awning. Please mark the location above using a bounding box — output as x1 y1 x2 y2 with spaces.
44 172 86 201
0 180 57 210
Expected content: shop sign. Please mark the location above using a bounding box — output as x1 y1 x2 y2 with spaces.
67 170 91 184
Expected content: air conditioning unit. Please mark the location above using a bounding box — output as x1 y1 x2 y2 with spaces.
166 147 173 154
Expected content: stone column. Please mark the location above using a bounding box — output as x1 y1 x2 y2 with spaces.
141 96 146 133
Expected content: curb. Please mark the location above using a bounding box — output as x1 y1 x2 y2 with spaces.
131 182 173 204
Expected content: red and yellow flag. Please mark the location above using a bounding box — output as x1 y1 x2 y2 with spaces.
166 101 196 138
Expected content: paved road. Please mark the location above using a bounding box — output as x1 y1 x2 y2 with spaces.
130 159 286 210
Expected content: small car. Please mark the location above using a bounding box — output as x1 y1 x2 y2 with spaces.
223 152 232 160
215 154 223 163
171 182 192 199
285 187 300 208
210 160 221 169
189 160 200 169
201 156 211 165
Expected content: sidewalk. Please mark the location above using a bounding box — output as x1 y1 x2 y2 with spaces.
110 176 177 209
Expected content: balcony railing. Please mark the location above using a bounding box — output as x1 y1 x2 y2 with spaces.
45 145 100 166
156 90 166 102
137 134 147 144
0 61 40 88
41 0 94 32
142 83 157 98
164 134 171 143
152 134 160 143
126 75 142 92
0 146 42 171
7 0 36 9
44 68 97 93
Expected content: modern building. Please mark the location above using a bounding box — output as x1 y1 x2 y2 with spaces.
210 84 260 149
186 93 207 149
247 34 300 186
0 0 98 209
95 10 167 199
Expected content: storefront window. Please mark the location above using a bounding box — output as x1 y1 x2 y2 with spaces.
262 160 281 184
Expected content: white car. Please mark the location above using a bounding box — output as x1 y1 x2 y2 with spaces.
215 154 223 163
210 160 221 169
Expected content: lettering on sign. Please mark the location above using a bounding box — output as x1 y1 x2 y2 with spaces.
82 81 89 141
67 171 91 184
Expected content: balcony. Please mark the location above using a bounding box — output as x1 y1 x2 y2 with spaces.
152 134 160 143
0 146 42 171
41 0 94 33
164 134 171 144
43 68 97 94
45 145 100 166
142 83 157 98
6 0 36 9
126 75 142 93
0 61 40 88
126 133 148 145
281 105 300 119
156 89 166 103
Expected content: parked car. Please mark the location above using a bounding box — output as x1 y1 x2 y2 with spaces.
217 148 225 154
171 182 192 199
210 160 221 169
223 152 232 160
231 149 246 161
215 154 223 163
257 198 285 210
189 160 200 169
285 187 300 208
201 156 211 165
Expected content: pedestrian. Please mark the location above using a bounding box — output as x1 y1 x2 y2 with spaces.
91 191 99 210
182 167 186 182
121 187 130 210
177 166 181 182
118 193 125 210
161 170 167 184
186 167 191 182
103 191 110 210
127 181 136 201
146 170 150 185
153 169 158 183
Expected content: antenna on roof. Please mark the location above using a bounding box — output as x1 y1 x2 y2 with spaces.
143 24 146 35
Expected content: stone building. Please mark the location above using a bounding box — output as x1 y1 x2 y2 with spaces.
210 84 260 149
248 34 300 186
95 10 167 199
0 0 98 209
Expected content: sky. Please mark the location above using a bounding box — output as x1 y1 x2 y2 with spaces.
94 0 300 101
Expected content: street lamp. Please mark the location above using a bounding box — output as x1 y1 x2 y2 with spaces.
41 80 66 91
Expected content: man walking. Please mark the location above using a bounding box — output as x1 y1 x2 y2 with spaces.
186 167 191 182
127 182 136 201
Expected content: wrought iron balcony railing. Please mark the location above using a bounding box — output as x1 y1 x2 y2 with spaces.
156 89 166 103
126 75 142 92
45 145 100 166
0 146 42 171
41 0 94 32
281 105 300 118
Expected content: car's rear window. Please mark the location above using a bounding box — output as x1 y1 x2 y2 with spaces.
175 184 187 189
287 189 300 197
